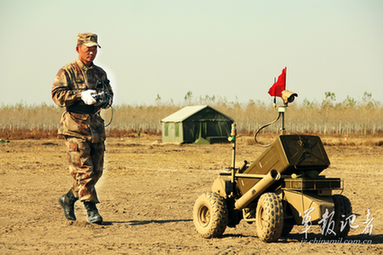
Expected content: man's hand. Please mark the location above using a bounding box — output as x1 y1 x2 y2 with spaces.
81 89 97 105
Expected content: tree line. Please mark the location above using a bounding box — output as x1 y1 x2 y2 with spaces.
0 91 382 139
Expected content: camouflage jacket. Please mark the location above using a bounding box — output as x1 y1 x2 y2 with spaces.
51 59 113 143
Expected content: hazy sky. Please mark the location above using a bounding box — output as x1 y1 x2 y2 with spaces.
1 0 382 106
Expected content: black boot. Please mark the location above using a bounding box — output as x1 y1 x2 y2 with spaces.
83 202 103 224
58 189 78 220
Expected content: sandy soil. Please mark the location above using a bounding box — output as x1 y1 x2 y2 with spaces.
0 135 382 254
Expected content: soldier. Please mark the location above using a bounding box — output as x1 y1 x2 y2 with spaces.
52 33 113 224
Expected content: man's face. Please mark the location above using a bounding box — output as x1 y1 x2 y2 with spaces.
76 44 97 66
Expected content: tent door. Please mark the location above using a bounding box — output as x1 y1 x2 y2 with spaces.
193 121 209 144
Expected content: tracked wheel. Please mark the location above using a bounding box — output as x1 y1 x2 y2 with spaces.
193 191 228 238
256 192 284 242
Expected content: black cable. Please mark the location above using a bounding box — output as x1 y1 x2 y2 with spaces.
254 111 281 147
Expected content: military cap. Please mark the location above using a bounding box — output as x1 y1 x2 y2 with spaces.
77 33 101 48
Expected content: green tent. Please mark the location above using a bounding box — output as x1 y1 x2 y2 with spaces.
161 105 234 144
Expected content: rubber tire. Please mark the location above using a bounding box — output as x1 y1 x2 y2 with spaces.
256 192 284 242
325 194 352 239
193 191 228 238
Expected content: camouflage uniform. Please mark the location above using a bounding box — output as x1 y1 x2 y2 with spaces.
52 35 113 204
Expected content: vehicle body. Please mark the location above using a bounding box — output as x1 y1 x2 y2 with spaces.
193 93 352 242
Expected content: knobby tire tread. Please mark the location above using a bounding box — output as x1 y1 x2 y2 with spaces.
193 191 228 238
256 192 284 242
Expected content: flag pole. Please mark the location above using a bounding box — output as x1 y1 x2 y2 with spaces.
280 66 287 135
285 66 287 90
273 77 276 106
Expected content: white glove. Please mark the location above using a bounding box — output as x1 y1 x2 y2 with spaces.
81 89 97 105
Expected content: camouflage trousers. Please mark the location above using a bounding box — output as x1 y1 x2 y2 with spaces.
65 136 105 203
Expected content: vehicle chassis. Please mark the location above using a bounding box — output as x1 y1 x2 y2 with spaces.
193 108 352 242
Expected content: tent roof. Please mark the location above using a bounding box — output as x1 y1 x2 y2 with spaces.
161 105 233 122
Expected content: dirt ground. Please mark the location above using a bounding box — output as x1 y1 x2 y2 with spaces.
0 135 382 254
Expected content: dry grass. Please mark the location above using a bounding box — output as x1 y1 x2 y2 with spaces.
1 95 382 140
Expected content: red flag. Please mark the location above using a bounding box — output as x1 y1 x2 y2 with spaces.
268 67 286 97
